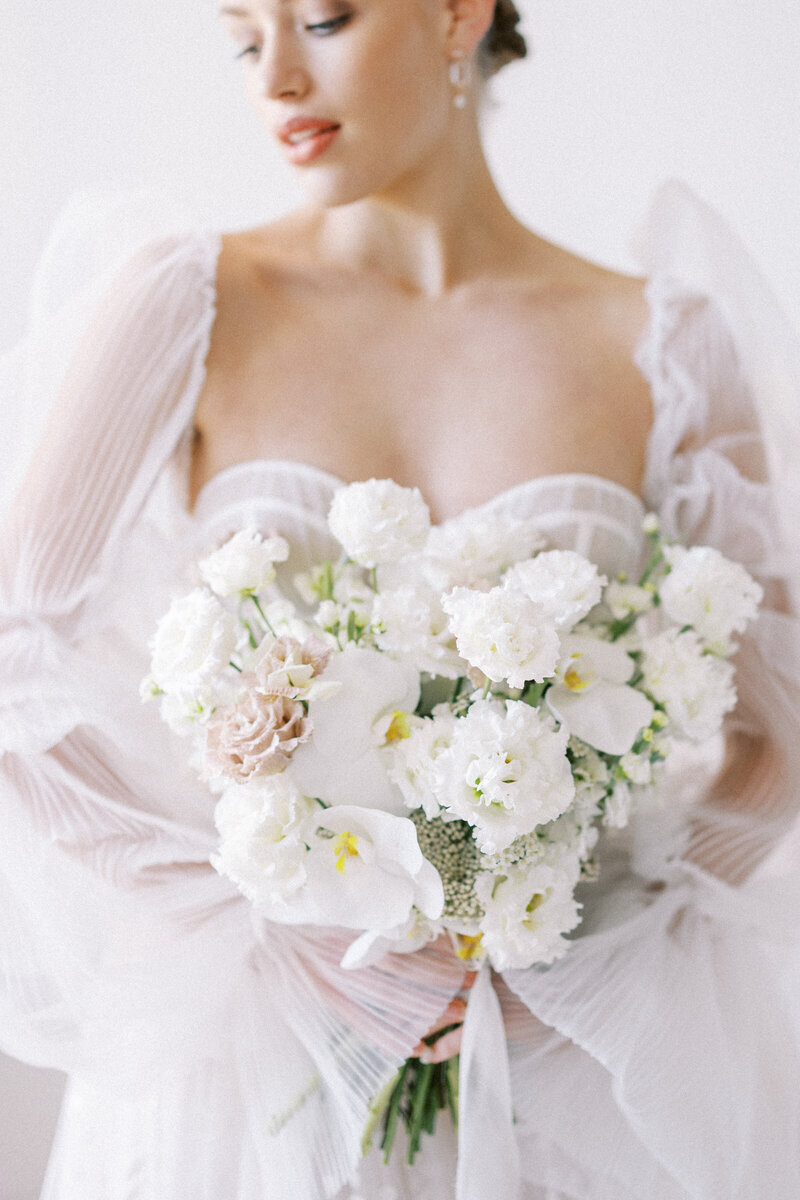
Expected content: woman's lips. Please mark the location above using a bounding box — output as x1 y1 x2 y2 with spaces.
277 117 341 166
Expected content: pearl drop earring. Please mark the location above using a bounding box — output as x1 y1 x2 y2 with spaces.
449 49 470 109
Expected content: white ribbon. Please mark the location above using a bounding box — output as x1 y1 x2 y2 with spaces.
456 965 521 1200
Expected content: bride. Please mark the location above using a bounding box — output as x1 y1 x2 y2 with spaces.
2 1 799 1197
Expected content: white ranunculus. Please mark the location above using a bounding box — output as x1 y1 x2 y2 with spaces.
640 628 737 741
372 585 463 679
211 774 316 909
341 909 443 970
436 699 575 854
199 528 290 598
659 545 762 650
150 588 240 695
268 806 444 933
288 644 420 814
441 585 560 688
388 709 458 819
328 478 431 568
546 634 654 756
477 856 582 970
503 550 606 631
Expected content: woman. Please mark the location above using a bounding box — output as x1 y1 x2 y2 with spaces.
1 1 799 1197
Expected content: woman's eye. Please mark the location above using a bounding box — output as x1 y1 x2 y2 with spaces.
234 44 260 60
305 14 352 36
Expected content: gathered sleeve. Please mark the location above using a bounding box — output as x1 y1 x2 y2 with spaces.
505 185 800 1200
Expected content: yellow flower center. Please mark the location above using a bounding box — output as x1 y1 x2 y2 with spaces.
333 831 360 874
384 710 412 743
455 933 484 961
564 666 590 692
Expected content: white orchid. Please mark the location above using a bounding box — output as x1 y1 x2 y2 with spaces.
269 805 444 936
288 644 419 815
546 634 654 756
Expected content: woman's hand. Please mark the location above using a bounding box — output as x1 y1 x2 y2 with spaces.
412 970 477 1063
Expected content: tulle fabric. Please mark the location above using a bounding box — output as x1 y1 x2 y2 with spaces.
1 183 799 1199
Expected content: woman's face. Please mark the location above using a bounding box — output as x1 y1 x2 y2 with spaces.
219 0 457 207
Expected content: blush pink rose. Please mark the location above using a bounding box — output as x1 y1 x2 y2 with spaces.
254 636 333 698
206 691 312 781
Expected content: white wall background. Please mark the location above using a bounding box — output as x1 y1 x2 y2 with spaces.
1 1 799 1195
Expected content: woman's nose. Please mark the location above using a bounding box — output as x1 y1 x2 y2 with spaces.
255 31 310 100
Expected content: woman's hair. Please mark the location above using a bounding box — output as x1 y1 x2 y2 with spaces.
479 0 527 77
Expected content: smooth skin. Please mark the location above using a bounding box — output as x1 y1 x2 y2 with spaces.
191 0 653 524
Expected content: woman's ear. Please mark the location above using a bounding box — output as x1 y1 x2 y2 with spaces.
444 0 496 57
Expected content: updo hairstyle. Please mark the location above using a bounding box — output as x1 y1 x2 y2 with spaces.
479 0 527 77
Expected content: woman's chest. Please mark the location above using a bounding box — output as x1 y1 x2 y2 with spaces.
192 272 652 521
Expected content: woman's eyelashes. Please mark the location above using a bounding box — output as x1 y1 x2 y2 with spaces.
232 12 353 58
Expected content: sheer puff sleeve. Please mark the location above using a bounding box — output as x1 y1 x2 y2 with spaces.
504 185 800 1200
0 228 466 1198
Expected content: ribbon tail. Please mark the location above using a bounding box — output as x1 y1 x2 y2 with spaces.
456 965 521 1200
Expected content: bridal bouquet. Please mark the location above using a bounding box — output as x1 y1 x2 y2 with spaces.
142 478 761 1161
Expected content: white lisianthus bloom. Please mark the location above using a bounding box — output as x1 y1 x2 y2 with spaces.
211 774 316 910
619 749 652 785
388 709 459 819
288 645 419 814
372 585 463 679
420 513 546 590
546 634 654 756
603 779 634 828
341 909 443 970
603 580 656 621
659 545 762 651
436 699 575 854
441 585 560 688
476 856 582 970
503 550 606 631
149 588 240 696
268 806 444 933
328 478 431 568
199 528 290 598
640 628 737 741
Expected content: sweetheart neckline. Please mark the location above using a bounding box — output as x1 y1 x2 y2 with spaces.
184 457 646 529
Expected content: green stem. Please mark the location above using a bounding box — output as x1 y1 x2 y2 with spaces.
250 594 277 637
406 1062 435 1164
381 1063 408 1164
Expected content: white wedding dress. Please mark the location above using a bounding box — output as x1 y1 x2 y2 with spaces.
1 183 799 1200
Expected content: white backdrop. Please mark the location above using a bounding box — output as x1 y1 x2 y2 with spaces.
2 1 799 1196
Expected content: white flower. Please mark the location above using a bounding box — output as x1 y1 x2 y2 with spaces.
421 514 546 590
603 580 655 621
341 909 443 970
477 856 582 970
619 749 652 785
659 545 762 650
640 628 737 741
211 774 316 910
435 699 575 854
546 634 654 756
372 585 462 679
504 550 606 631
288 645 419 815
441 585 560 688
388 709 458 819
149 588 239 695
199 528 290 598
328 478 431 568
269 806 444 933
603 779 634 828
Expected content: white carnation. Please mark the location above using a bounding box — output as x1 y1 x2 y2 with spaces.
199 528 289 598
441 585 560 688
436 699 575 854
504 550 606 631
659 545 762 650
328 478 430 568
372 585 462 679
150 588 239 695
422 514 546 590
603 580 655 620
477 856 582 970
211 775 316 910
641 628 737 741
